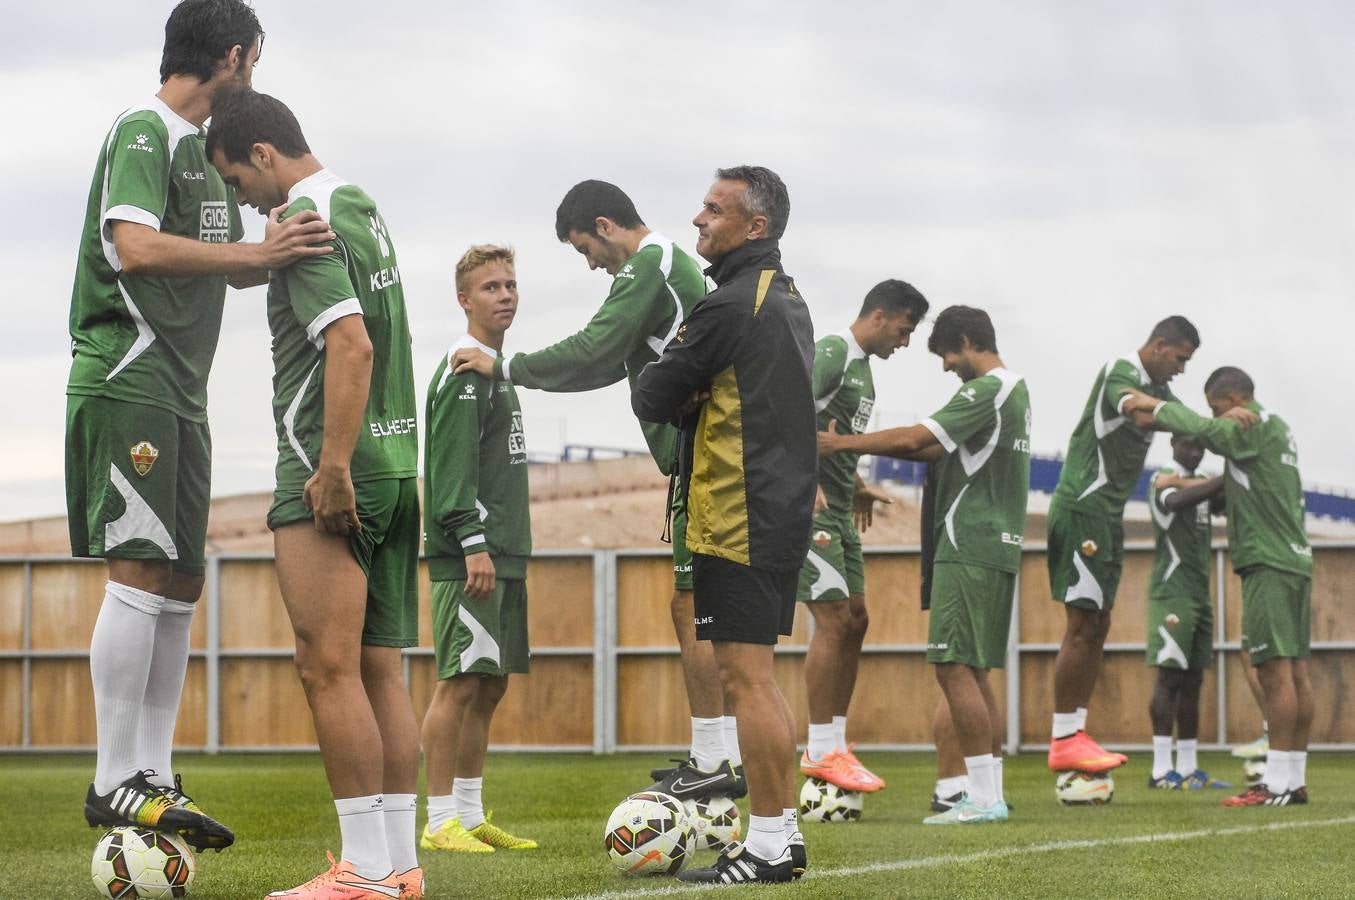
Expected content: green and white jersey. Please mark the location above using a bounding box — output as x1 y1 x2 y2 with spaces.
921 368 1031 574
1052 355 1176 519
812 332 875 515
67 97 244 422
424 335 532 581
1155 401 1311 578
267 170 418 490
493 233 705 474
1148 465 1213 600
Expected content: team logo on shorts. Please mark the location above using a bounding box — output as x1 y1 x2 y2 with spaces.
812 529 832 547
1080 539 1098 557
1165 613 1180 627
129 441 159 477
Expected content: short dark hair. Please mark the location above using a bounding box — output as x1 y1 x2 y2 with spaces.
206 89 310 164
1204 366 1255 399
1149 315 1200 349
554 180 645 242
927 305 998 355
160 0 263 84
859 279 929 322
714 165 790 240
1170 433 1204 451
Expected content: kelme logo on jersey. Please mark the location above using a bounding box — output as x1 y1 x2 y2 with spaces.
128 134 154 153
129 441 159 476
199 201 229 243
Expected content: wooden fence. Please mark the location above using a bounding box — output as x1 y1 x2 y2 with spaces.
1 543 1351 752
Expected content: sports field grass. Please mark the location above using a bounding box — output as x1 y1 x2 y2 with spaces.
3 751 1351 899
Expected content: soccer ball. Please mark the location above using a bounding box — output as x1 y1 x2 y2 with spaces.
1243 758 1267 786
604 791 693 876
91 827 196 899
799 777 863 823
681 796 742 851
1055 770 1115 806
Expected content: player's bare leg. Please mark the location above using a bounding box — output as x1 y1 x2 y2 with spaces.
1226 657 1303 806
420 675 494 852
1049 606 1123 772
931 697 967 810
926 664 1005 821
711 641 795 818
1232 647 1270 759
362 645 421 879
801 595 880 791
672 589 723 717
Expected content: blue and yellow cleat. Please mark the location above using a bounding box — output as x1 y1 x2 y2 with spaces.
1148 771 1185 790
1183 769 1232 790
923 796 1008 825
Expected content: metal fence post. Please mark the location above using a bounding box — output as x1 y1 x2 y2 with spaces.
1215 546 1227 745
206 556 221 754
21 561 32 749
1006 571 1021 755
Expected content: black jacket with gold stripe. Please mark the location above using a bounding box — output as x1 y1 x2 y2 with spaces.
633 239 816 572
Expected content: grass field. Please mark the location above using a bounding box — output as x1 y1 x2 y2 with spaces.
3 751 1352 899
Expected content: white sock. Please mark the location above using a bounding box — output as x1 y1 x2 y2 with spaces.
426 794 456 833
1075 707 1089 732
782 807 798 839
807 722 835 761
1051 712 1079 740
139 598 195 789
723 716 742 767
91 582 164 794
994 756 1005 802
964 754 998 808
454 777 485 830
831 715 848 754
1264 750 1291 794
1290 751 1307 789
935 775 967 798
1176 739 1198 775
384 793 417 874
690 716 725 771
745 814 788 861
336 794 390 879
1152 735 1174 778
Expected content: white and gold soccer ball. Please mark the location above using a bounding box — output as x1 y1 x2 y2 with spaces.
91 827 196 899
681 796 742 851
604 791 693 877
799 777 864 822
1055 770 1115 806
1243 758 1267 786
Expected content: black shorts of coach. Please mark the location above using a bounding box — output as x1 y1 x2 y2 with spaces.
692 553 797 645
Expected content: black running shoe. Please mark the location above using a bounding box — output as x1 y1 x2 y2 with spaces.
85 771 235 851
647 758 744 800
931 790 964 813
678 843 796 885
649 758 685 782
1289 786 1308 805
787 831 806 880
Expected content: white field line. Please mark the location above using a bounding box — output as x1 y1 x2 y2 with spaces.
565 814 1355 900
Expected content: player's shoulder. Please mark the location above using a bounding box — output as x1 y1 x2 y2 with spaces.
433 336 495 399
815 333 849 355
283 170 355 223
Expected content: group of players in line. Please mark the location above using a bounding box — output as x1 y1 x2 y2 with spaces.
66 1 1317 894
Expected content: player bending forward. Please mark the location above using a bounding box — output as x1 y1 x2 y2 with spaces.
797 279 929 794
420 246 539 854
209 91 424 898
820 305 1029 824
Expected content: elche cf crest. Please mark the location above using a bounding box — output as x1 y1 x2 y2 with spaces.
129 441 159 477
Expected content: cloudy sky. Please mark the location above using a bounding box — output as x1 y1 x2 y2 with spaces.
2 0 1353 521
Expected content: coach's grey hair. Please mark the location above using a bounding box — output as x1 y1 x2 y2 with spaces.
715 165 790 241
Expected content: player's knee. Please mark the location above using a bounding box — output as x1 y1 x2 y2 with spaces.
292 645 352 693
476 676 509 707
1065 608 1109 644
848 599 870 638
811 600 854 636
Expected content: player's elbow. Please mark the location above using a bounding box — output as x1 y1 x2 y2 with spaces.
114 236 155 277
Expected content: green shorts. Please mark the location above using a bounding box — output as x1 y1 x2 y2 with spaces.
926 562 1014 669
1240 566 1311 666
1146 593 1213 670
268 477 420 648
1046 502 1123 611
795 513 865 602
431 577 530 678
65 394 211 576
673 482 693 592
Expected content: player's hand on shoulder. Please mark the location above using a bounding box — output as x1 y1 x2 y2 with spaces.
464 551 496 599
303 464 360 535
1117 387 1156 415
451 348 494 378
260 203 336 268
1220 406 1260 429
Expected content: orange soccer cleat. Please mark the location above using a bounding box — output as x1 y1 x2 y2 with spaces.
800 750 883 793
1047 731 1125 774
266 852 407 899
840 744 887 791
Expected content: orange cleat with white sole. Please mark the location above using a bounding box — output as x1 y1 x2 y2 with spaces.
266 852 406 899
1047 731 1124 774
840 744 887 791
800 750 883 793
395 867 424 899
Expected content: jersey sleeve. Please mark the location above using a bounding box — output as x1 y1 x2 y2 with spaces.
280 212 360 349
103 117 171 238
1106 359 1145 416
426 371 493 554
227 189 245 243
632 293 743 425
921 377 998 453
500 247 667 391
811 336 848 410
1155 401 1260 461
